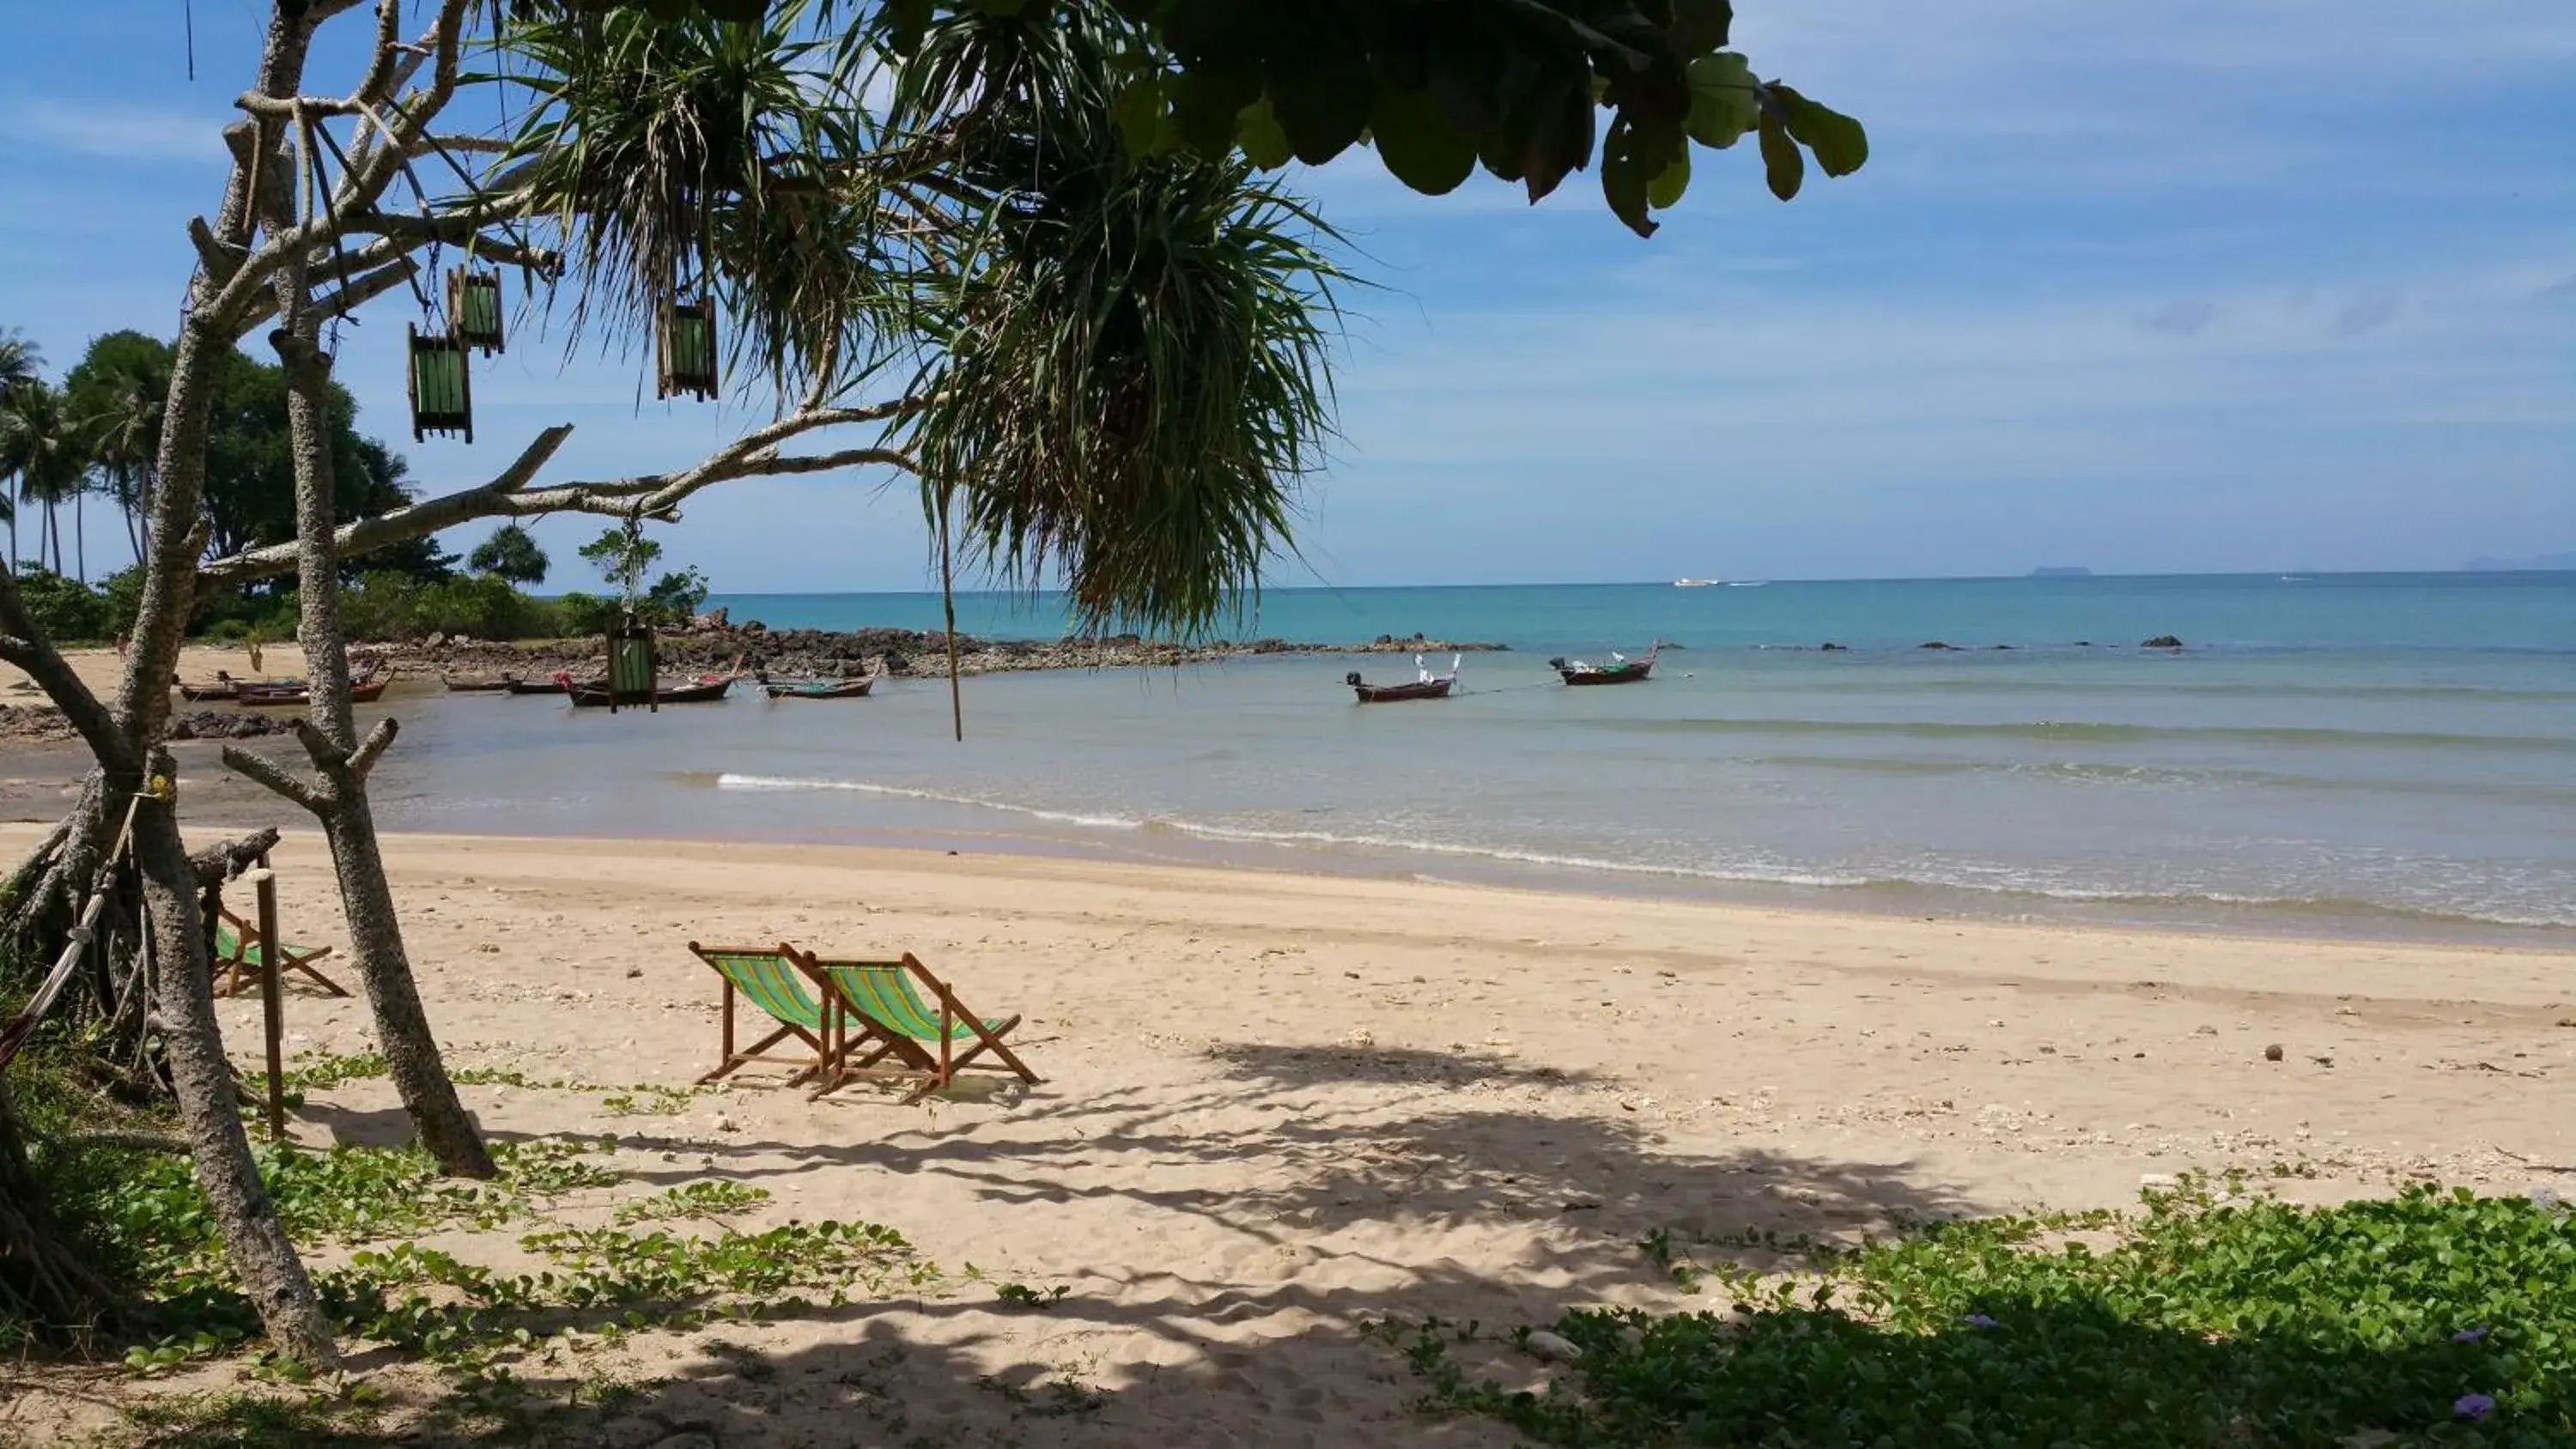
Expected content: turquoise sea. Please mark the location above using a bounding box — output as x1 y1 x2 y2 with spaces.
367 573 2576 947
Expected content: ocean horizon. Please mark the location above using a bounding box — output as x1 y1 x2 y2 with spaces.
353 571 2573 949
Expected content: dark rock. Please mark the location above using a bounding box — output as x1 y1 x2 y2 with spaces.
1820 642 1847 652
1991 644 2015 650
2142 634 2184 649
1918 641 1955 651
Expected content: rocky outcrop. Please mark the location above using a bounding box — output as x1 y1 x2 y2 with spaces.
375 625 1509 682
2142 634 2184 649
0 706 289 745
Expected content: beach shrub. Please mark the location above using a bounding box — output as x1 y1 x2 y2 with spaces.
10 566 109 643
642 567 710 625
1401 1181 2576 1446
553 591 619 637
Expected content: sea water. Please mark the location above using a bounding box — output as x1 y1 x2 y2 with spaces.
365 573 2576 946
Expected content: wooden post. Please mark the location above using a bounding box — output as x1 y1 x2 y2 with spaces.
252 860 286 1143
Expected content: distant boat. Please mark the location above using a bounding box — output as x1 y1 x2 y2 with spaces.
1725 580 1769 588
1673 578 1718 588
760 671 878 700
1548 645 1659 686
1348 654 1458 703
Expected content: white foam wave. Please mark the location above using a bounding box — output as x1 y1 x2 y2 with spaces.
714 773 1145 831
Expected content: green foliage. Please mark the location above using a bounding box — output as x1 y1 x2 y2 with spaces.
9 565 111 642
1402 1183 2576 1446
466 524 550 588
610 1180 771 1224
859 1 1869 236
641 567 709 624
553 591 620 638
575 526 662 608
337 572 563 643
993 1281 1071 1310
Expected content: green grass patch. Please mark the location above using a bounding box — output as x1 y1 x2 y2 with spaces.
1396 1180 2576 1446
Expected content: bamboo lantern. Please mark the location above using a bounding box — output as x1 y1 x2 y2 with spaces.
407 325 473 444
448 268 505 355
657 298 720 402
606 612 658 713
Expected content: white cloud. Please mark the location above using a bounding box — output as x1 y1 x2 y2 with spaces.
1 98 226 165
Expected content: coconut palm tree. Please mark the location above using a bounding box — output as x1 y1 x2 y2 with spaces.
71 343 167 568
0 378 81 578
0 330 37 574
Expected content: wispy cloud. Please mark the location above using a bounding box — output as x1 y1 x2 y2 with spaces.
1 98 224 165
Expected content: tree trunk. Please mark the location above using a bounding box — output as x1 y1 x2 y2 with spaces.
45 503 59 576
265 279 492 1179
75 490 85 585
131 803 337 1364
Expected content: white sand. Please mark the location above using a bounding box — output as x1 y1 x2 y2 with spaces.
7 825 2571 1446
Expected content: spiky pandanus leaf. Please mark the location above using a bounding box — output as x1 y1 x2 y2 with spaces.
897 8 1346 638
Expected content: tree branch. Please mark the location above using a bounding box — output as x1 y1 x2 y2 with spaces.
346 718 398 783
198 425 575 585
0 576 134 773
220 747 329 816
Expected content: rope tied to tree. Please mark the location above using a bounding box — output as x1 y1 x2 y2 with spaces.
0 793 145 1073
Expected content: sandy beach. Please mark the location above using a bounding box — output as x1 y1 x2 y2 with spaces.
8 822 2567 1445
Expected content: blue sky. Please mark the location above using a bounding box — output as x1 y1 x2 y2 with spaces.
2 0 2569 594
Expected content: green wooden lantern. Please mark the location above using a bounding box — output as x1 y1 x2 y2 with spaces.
657 298 720 402
448 268 505 355
407 325 473 444
606 612 659 713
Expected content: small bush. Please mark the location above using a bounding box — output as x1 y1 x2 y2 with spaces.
10 566 109 643
554 591 618 638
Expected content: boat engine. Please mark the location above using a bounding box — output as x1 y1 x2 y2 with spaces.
1344 671 1364 687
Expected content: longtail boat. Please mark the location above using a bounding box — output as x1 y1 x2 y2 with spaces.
503 676 571 696
348 670 393 704
760 673 877 700
1548 644 1658 686
1348 654 1459 703
441 674 514 693
559 670 732 708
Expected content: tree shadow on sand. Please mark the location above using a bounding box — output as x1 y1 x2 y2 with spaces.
219 1040 2576 1446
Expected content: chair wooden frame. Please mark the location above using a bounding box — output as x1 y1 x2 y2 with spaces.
794 948 1038 1104
213 903 348 998
688 941 837 1088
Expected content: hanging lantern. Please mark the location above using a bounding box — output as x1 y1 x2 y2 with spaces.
657 297 720 402
448 267 505 355
407 324 473 444
606 610 659 713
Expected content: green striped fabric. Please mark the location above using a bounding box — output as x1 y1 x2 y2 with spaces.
214 921 266 967
706 951 824 1032
818 961 994 1044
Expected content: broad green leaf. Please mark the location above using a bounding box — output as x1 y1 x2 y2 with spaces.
1237 94 1294 170
1771 83 1871 177
1112 76 1168 159
1670 0 1734 54
1685 52 1759 149
1647 144 1691 209
1758 111 1803 200
1522 70 1596 203
1598 116 1664 237
1170 70 1260 155
1370 85 1476 195
1271 58 1376 165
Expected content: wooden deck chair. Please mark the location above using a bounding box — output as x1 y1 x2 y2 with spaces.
689 942 839 1088
797 949 1037 1103
214 904 349 997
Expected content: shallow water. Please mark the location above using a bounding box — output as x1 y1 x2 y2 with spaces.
359 572 2575 948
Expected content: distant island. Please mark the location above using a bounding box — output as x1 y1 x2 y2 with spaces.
2461 552 2576 573
2029 567 2093 578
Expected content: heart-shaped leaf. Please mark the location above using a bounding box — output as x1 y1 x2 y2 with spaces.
1685 52 1758 149
1237 94 1294 169
1370 84 1476 195
1271 57 1376 165
1758 110 1803 200
1771 83 1871 177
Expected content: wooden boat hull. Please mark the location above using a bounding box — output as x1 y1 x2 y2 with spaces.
234 686 311 706
503 676 571 696
567 678 732 708
762 676 877 700
177 683 239 703
442 676 513 693
1350 677 1454 702
348 673 392 704
1558 663 1653 685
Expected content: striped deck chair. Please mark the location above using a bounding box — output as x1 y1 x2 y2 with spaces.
214 904 348 998
795 949 1037 1103
689 943 838 1088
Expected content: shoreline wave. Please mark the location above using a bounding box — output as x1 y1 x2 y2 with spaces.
703 773 2573 933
